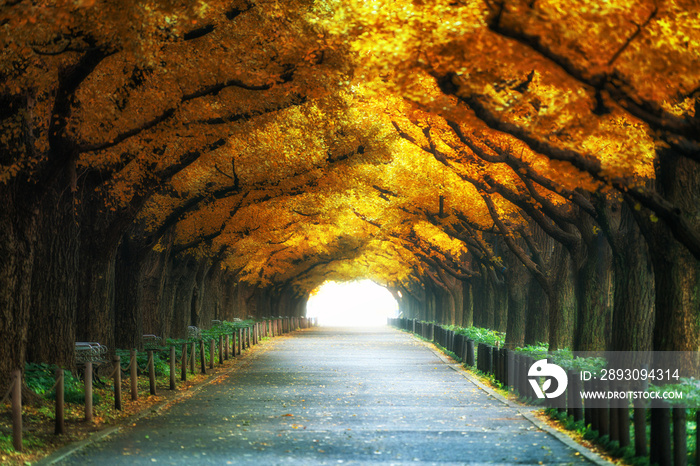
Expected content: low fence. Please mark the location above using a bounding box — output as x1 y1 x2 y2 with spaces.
1 316 316 453
390 317 696 466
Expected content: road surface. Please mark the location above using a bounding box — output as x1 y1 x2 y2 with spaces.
52 327 597 465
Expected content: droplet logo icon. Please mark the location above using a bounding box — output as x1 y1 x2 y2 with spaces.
528 359 568 399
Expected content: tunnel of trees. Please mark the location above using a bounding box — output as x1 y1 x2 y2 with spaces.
1 0 699 389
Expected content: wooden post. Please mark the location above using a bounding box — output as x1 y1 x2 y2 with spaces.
199 340 206 374
525 357 536 400
225 335 230 360
55 369 65 435
609 383 619 443
113 356 122 410
485 346 493 375
598 380 609 438
190 342 195 373
170 346 176 390
148 349 157 395
466 339 475 367
231 332 236 358
11 370 22 452
181 343 187 381
218 336 224 364
209 338 215 369
130 349 138 400
634 371 649 458
570 370 583 422
618 394 630 448
673 405 686 466
85 361 93 422
238 328 243 355
650 399 672 466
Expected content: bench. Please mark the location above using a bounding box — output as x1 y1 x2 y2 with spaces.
75 342 108 366
187 326 201 340
142 334 162 351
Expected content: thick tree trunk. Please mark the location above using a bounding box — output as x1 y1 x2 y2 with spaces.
602 202 655 351
461 280 474 327
0 187 38 388
26 185 79 368
646 149 700 351
545 243 576 351
493 279 508 333
524 280 548 346
113 234 154 349
161 256 200 339
573 213 613 351
75 234 117 351
473 272 495 329
505 256 529 348
651 240 699 351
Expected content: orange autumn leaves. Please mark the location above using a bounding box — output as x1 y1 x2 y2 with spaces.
2 0 695 296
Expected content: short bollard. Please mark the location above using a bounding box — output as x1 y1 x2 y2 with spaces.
618 394 630 448
650 399 671 466
130 349 138 400
218 335 224 364
190 342 196 373
148 349 157 395
199 340 206 374
210 339 215 369
12 370 22 451
55 369 65 435
170 346 176 390
181 343 187 381
85 362 93 422
113 356 122 410
673 405 686 466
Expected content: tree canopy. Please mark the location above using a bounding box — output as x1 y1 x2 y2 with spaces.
1 0 698 380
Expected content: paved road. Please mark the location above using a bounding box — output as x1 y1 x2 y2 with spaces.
54 327 595 465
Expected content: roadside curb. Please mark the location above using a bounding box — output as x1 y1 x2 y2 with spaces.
36 334 288 465
405 330 615 466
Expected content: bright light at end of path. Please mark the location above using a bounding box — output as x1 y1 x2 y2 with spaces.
306 280 399 327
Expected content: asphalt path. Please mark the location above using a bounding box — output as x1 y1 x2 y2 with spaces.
52 327 597 465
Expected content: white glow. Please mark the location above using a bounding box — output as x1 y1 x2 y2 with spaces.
306 280 399 327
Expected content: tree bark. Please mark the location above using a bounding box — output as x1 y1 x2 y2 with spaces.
646 149 700 351
572 211 613 351
505 253 529 348
461 280 474 328
26 184 79 368
525 280 549 346
598 200 655 351
0 187 38 388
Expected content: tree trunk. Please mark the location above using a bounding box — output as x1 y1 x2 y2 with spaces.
525 280 548 346
26 185 79 368
493 279 508 333
473 271 495 329
600 201 656 351
505 256 529 348
461 280 474 327
0 187 38 388
647 149 700 351
75 231 117 350
573 212 613 351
